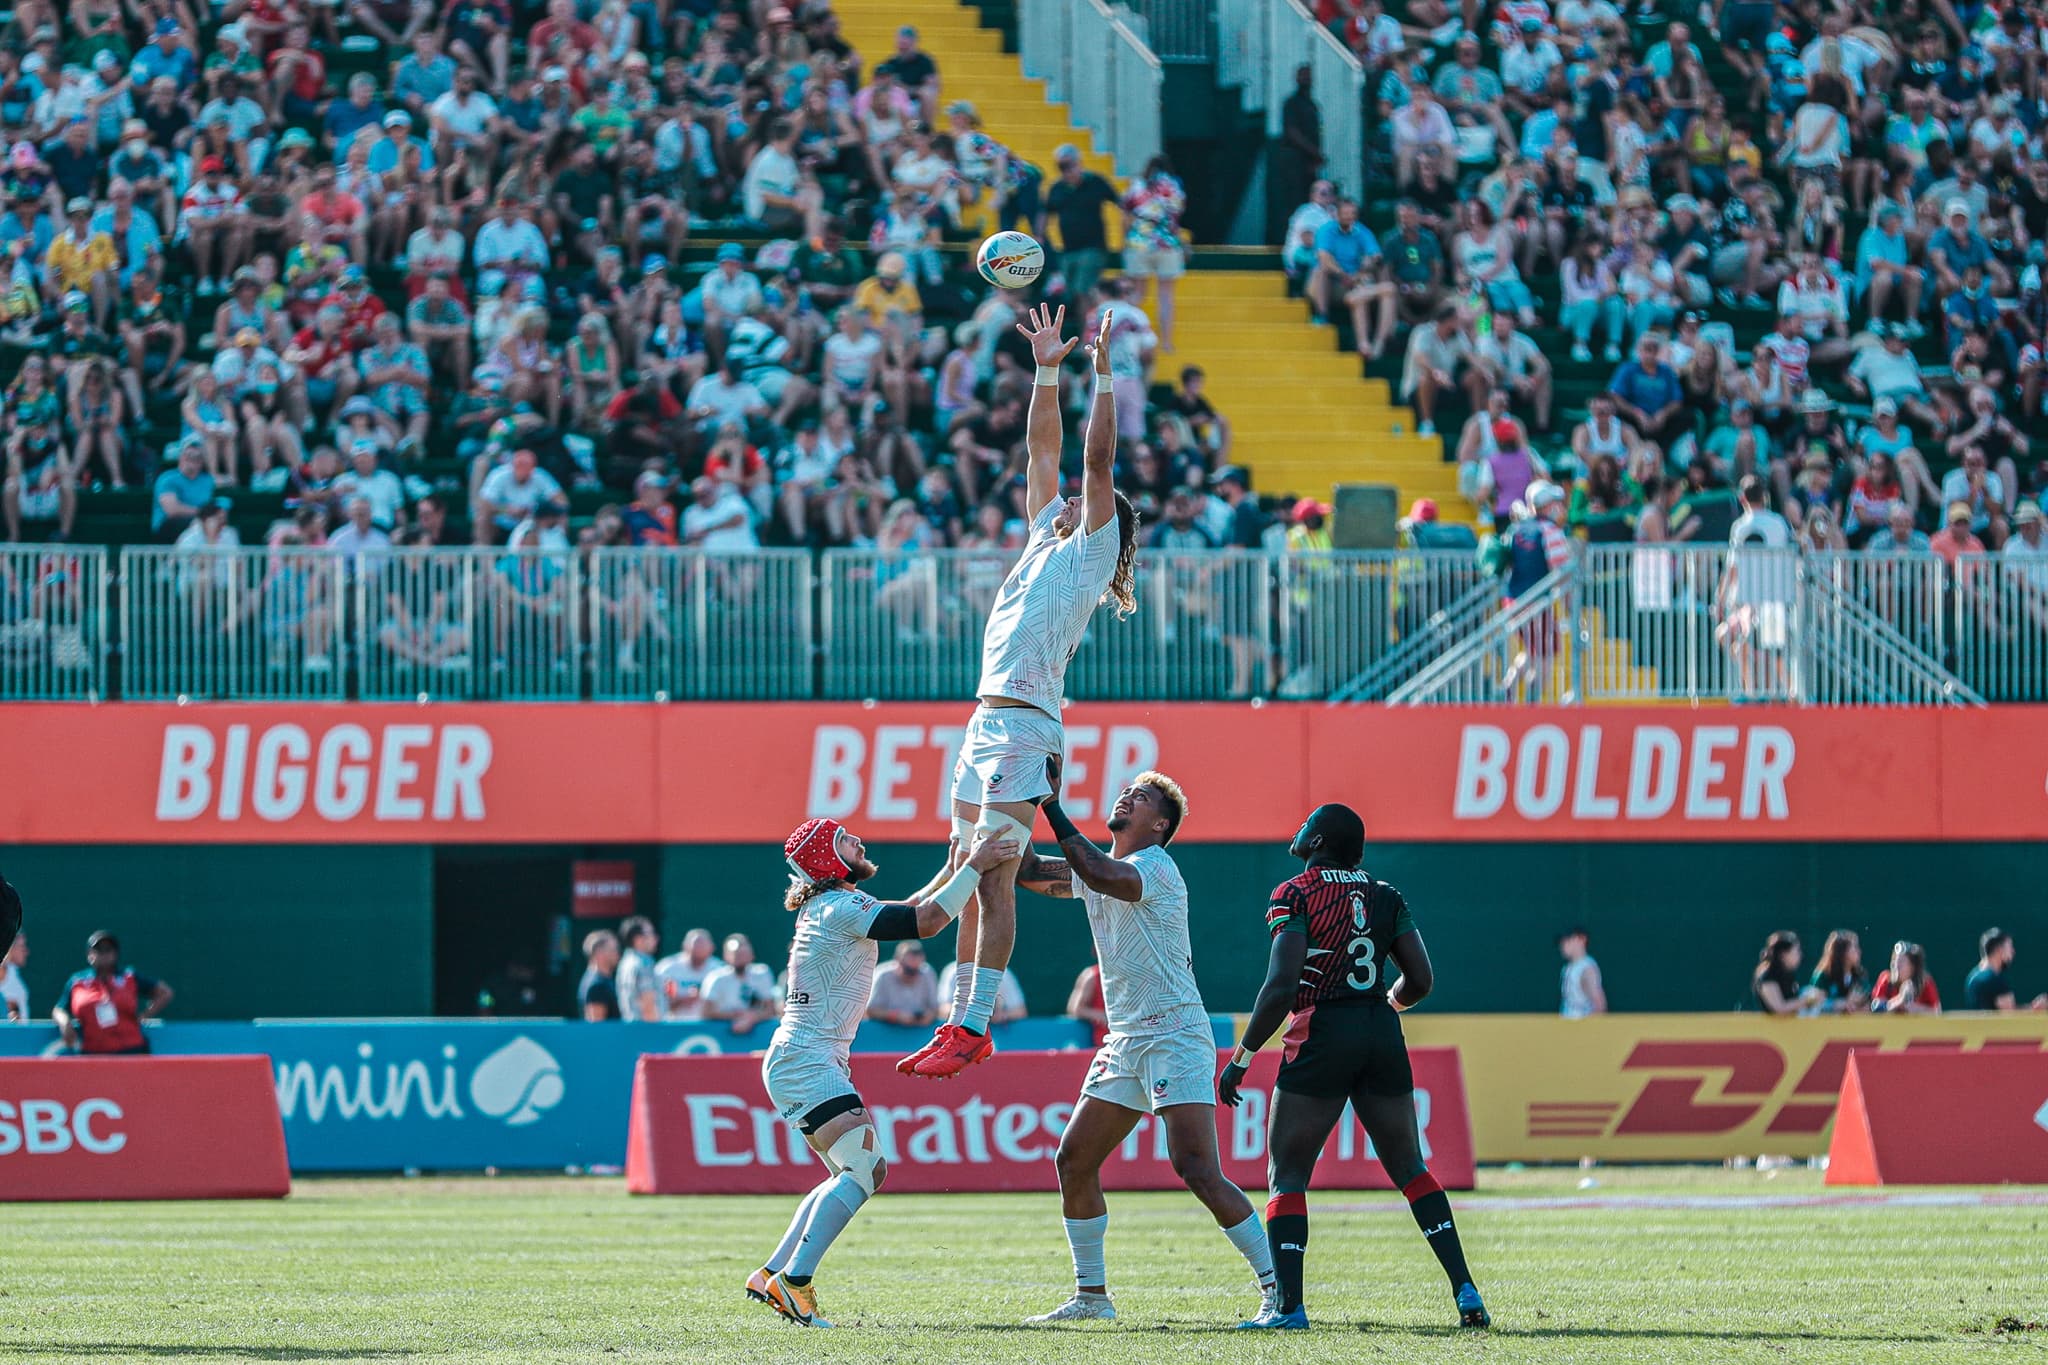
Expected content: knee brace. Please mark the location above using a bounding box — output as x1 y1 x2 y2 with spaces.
825 1125 884 1198
972 808 1033 852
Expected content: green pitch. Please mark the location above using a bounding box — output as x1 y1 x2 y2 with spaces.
7 1167 2046 1364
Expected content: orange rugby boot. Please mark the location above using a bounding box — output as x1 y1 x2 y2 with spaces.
911 1023 996 1079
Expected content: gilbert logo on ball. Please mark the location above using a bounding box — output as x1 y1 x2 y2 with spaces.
977 231 1045 289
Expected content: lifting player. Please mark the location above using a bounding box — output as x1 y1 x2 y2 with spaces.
901 303 1139 1080
747 819 1017 1328
1013 761 1278 1325
1220 803 1489 1331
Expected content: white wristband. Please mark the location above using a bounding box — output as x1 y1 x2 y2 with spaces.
1093 371 1113 397
1035 364 1060 386
929 863 983 920
1231 1044 1256 1068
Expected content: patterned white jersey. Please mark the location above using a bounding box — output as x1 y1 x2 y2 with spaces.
1074 844 1206 1037
975 497 1121 717
769 887 883 1063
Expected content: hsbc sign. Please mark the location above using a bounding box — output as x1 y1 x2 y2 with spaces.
0 1098 126 1155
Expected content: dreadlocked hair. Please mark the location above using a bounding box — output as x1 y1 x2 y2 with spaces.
785 876 849 913
1102 489 1140 619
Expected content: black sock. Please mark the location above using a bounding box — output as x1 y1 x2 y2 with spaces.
783 1272 811 1287
1403 1173 1473 1292
1265 1194 1308 1312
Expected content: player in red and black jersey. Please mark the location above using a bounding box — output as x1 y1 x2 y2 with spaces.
1219 803 1488 1332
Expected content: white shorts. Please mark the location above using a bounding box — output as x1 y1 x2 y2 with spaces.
1122 242 1185 280
1080 1021 1217 1114
762 1038 858 1132
15 485 63 522
950 703 1061 807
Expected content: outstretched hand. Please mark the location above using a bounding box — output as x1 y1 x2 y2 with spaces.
1086 307 1113 376
1014 303 1078 368
966 836 1021 872
1218 1060 1249 1107
1045 753 1064 794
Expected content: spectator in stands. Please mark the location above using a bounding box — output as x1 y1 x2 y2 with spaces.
868 940 939 1028
53 930 172 1053
1283 179 1338 283
655 928 723 1021
701 933 781 1035
938 957 1026 1025
1206 465 1270 549
2 930 26 1022
1401 303 1484 438
1309 197 1395 359
1808 930 1868 1013
1557 928 1605 1017
1479 313 1552 434
615 916 660 1023
1608 333 1688 454
1122 155 1187 352
1870 940 1942 1014
1480 417 1546 528
1067 962 1109 1046
4 418 77 543
1866 499 1931 554
1752 930 1808 1015
1930 500 1988 569
152 441 216 542
475 449 563 545
1964 929 2047 1012
1046 144 1117 298
879 25 942 120
578 929 621 1022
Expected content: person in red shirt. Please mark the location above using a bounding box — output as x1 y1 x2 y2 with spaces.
1066 962 1109 1047
529 0 599 62
622 469 679 545
267 21 329 123
298 165 368 264
334 269 389 351
1870 940 1942 1015
54 931 173 1055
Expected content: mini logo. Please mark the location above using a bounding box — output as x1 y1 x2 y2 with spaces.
468 1037 565 1126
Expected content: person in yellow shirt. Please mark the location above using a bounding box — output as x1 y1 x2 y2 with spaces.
849 252 923 327
45 199 119 323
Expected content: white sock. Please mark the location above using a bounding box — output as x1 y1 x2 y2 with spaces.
962 964 1001 1034
787 1172 869 1279
945 962 973 1026
766 1183 828 1272
1063 1213 1109 1291
1222 1210 1277 1289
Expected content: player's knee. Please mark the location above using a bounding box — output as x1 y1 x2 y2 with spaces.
868 1155 888 1192
1169 1146 1225 1196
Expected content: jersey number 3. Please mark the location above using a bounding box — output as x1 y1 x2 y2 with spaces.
1343 892 1377 991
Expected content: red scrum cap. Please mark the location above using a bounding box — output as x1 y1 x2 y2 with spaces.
784 818 852 883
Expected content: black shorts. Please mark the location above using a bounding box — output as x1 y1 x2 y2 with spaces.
795 1092 865 1135
1274 999 1413 1100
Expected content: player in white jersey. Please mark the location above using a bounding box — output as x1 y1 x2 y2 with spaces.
747 818 1018 1328
905 303 1140 1081
1013 764 1279 1326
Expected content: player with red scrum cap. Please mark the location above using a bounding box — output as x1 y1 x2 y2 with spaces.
745 818 1016 1328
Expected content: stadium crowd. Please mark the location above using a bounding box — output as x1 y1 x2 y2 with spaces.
1749 926 2048 1013
0 0 1232 562
1282 0 2048 567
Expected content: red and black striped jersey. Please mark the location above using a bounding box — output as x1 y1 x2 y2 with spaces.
1266 868 1415 1010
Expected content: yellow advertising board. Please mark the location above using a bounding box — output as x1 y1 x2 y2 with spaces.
1231 1013 2048 1162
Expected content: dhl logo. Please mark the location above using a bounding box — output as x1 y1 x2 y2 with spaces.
1526 1037 2048 1139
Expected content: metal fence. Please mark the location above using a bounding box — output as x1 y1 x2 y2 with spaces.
1020 0 1164 178
122 546 348 702
9 544 2045 703
0 544 108 701
1218 0 1366 199
1125 0 1213 59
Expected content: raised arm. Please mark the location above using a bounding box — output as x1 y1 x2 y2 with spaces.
866 835 1020 941
1039 778 1143 901
1014 302 1077 519
1016 848 1075 897
1082 308 1117 533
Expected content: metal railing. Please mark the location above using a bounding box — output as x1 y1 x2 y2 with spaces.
122 546 348 702
1020 0 1164 178
355 547 582 701
1125 0 1213 59
1218 0 1366 199
587 548 812 701
0 544 109 701
7 544 2042 704
1951 554 2048 703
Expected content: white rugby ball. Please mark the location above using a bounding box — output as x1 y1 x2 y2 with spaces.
976 231 1045 289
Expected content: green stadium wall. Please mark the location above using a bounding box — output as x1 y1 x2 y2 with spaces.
7 842 2045 1020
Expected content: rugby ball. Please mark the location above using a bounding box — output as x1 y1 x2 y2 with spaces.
976 231 1045 289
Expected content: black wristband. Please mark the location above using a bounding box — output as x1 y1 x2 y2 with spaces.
1042 797 1080 844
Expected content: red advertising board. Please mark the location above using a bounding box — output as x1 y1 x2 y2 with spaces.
624 1047 1473 1195
1825 1050 2048 1186
570 861 637 918
0 1056 290 1201
0 703 2041 844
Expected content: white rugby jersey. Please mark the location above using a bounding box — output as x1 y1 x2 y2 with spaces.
771 887 883 1060
975 498 1120 716
1075 844 1206 1037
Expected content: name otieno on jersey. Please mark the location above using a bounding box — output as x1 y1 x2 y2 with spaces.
1266 868 1416 1012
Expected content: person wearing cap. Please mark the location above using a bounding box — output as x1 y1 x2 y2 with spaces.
1930 497 1989 567
1846 324 1939 429
130 16 198 90
1938 442 2011 548
1497 480 1573 698
2004 503 2048 593
3 403 78 542
850 251 924 328
1775 253 1851 366
1854 200 1923 337
1046 144 1118 296
1499 18 1564 115
178 153 247 296
54 931 172 1055
42 197 118 323
1481 414 1548 525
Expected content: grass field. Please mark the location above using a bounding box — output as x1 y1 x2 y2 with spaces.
8 1167 2047 1364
